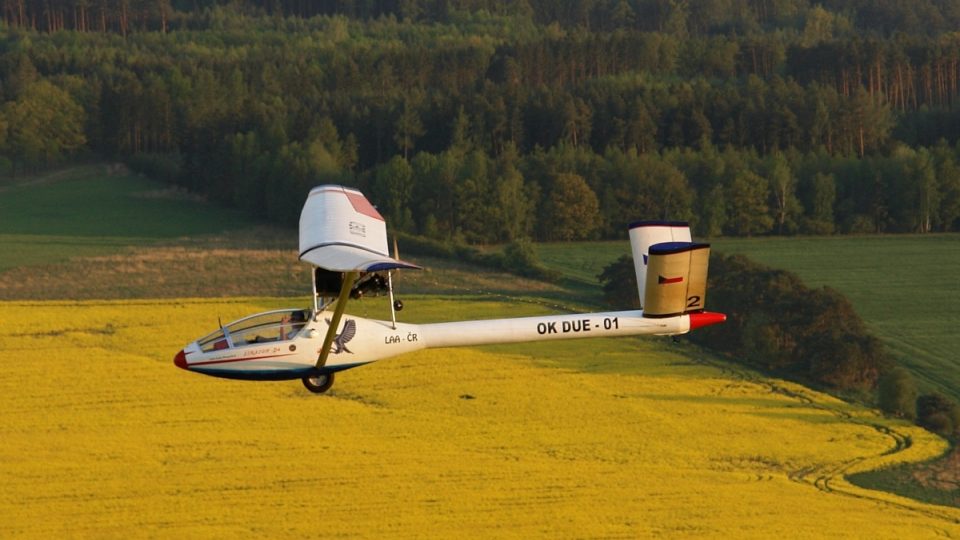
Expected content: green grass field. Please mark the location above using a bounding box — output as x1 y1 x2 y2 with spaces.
0 166 582 302
712 236 960 399
537 235 960 401
0 165 248 271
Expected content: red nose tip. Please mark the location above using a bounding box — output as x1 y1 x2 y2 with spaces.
689 311 727 330
174 350 188 370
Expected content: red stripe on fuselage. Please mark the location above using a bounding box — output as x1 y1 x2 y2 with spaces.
189 352 298 367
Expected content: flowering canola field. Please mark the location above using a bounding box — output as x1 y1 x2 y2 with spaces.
1 298 958 538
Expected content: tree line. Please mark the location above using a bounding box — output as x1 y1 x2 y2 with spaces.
7 0 960 37
3 4 960 239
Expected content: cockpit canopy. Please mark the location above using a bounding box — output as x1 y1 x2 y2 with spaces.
197 309 312 352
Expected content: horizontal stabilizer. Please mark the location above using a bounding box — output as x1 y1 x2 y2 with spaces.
299 185 421 272
643 241 710 318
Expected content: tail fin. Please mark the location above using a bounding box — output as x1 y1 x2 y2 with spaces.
628 221 691 308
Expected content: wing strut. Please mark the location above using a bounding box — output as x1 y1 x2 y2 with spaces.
387 237 400 330
316 271 359 368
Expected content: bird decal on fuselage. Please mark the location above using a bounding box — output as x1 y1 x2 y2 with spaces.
324 318 357 354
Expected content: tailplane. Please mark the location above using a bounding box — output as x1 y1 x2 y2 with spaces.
642 241 710 317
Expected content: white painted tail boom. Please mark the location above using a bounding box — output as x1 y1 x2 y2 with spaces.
307 308 726 370
421 310 679 349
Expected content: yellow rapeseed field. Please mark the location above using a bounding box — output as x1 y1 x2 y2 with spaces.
1 298 958 538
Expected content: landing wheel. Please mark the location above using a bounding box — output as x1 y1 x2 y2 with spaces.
302 372 335 394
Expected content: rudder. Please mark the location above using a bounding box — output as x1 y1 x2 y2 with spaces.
627 221 691 308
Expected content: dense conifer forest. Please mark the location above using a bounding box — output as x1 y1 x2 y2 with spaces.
3 1 960 239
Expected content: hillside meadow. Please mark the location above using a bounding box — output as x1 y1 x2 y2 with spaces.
0 165 250 272
0 166 571 301
1 297 958 538
711 236 960 401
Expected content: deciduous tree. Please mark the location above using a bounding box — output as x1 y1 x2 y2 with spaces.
541 172 600 241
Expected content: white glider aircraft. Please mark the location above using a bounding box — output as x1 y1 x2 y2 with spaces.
174 185 726 393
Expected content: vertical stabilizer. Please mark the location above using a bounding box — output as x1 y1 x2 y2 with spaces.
628 221 691 308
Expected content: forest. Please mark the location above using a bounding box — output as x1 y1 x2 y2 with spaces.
3 0 960 240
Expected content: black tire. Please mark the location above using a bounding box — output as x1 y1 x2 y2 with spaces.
302 372 335 393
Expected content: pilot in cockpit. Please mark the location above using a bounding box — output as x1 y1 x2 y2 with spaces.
281 310 308 340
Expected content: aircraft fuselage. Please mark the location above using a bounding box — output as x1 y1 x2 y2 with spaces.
174 309 723 382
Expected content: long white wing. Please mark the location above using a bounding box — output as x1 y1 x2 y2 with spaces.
299 185 420 272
